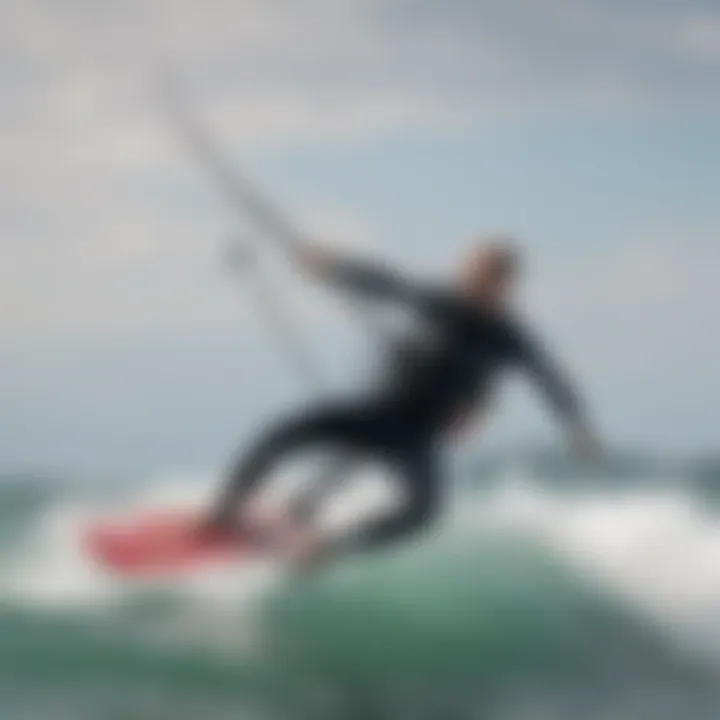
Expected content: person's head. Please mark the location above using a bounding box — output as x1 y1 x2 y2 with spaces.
459 235 521 306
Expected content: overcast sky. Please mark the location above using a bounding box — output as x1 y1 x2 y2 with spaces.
2 0 719 473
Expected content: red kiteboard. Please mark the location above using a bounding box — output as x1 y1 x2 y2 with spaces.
82 510 264 576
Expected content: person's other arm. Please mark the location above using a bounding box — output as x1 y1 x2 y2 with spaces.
511 323 601 459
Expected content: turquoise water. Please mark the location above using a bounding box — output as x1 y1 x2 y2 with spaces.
1 458 719 719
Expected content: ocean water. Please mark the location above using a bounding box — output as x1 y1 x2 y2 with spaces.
1 455 720 720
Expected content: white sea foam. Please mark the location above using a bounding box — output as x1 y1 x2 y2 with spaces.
3 466 720 658
456 471 720 655
0 463 399 611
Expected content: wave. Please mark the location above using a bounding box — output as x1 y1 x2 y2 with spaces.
1 457 720 719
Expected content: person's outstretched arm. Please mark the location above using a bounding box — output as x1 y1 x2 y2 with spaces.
294 241 440 311
511 324 601 459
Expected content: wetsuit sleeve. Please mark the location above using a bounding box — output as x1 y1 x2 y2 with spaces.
321 257 448 318
510 324 586 428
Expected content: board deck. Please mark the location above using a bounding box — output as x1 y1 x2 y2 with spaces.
82 510 260 576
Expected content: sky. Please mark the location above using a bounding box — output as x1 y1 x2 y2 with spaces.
1 0 719 474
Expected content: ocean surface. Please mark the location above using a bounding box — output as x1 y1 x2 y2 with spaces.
1 452 720 720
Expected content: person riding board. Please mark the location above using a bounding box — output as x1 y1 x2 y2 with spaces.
205 236 600 568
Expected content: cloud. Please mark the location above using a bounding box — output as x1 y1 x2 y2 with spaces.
2 0 720 349
4 0 720 145
675 14 720 61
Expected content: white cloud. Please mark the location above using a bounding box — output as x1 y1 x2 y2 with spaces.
675 15 720 61
2 0 720 350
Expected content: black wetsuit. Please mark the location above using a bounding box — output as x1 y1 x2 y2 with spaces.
214 259 585 553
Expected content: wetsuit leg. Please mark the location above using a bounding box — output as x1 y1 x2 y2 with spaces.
333 442 442 554
211 405 370 526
